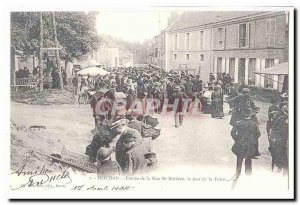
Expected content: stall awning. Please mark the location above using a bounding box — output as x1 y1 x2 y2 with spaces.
255 62 289 75
76 66 109 76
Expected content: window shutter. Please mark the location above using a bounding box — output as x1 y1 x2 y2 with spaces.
266 20 276 47
236 25 240 48
266 21 271 46
213 28 218 49
222 27 226 50
245 23 250 47
271 20 276 46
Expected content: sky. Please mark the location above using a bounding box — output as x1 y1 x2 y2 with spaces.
96 11 171 43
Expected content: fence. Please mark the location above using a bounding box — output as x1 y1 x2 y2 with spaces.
12 77 50 92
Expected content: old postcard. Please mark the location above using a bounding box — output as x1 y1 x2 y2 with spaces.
7 5 294 199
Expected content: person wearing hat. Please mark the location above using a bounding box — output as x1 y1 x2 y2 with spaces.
279 93 288 107
150 82 163 113
137 80 147 100
166 77 175 99
173 85 189 127
184 76 194 98
211 86 224 119
266 96 280 137
268 104 289 174
227 83 238 98
121 132 150 175
231 108 261 181
96 147 122 176
110 118 143 171
126 109 143 135
173 78 185 93
72 74 79 94
191 75 201 93
223 73 232 90
229 87 258 126
209 73 216 83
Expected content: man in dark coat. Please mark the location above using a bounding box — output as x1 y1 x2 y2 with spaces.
229 88 257 126
227 83 238 98
72 74 79 94
122 132 150 175
96 147 122 176
166 77 175 99
266 97 280 137
184 77 194 98
231 108 261 180
62 68 67 86
126 110 143 134
173 86 189 127
110 119 143 171
191 75 200 92
268 105 288 174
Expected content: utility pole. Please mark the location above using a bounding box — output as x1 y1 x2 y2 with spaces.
39 12 44 92
52 12 63 90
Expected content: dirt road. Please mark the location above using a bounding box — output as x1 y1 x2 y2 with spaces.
11 101 273 175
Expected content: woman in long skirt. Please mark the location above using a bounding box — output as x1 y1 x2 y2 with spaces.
211 86 224 119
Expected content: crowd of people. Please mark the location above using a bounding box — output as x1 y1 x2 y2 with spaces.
15 66 68 89
70 65 289 179
15 67 30 78
72 66 237 127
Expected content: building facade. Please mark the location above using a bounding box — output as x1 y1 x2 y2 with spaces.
92 45 120 67
151 31 166 70
163 11 289 90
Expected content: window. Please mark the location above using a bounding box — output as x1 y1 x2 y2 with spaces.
199 31 204 49
238 23 249 48
218 28 224 49
213 27 225 49
174 54 177 60
186 54 190 61
186 33 190 50
174 34 178 50
264 59 274 88
239 24 246 47
200 54 204 61
267 19 276 47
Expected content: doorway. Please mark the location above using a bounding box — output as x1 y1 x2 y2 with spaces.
238 58 245 85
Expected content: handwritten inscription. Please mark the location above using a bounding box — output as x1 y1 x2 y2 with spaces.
10 164 72 190
71 185 133 191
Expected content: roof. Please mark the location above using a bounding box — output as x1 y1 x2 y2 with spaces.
255 62 289 75
167 11 269 31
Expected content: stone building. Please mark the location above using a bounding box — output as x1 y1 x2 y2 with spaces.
151 31 166 70
160 11 289 90
92 45 120 67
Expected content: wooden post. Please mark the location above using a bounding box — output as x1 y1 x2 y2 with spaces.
39 12 44 92
52 12 63 90
10 47 16 86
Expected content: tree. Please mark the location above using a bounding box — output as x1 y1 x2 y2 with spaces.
167 12 180 26
55 12 100 64
11 12 100 89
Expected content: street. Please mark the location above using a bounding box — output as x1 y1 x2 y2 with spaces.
11 100 272 176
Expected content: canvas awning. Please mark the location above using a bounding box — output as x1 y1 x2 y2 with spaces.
76 66 110 76
150 64 162 69
254 62 288 75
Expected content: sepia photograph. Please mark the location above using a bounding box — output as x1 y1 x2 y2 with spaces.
7 5 294 199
